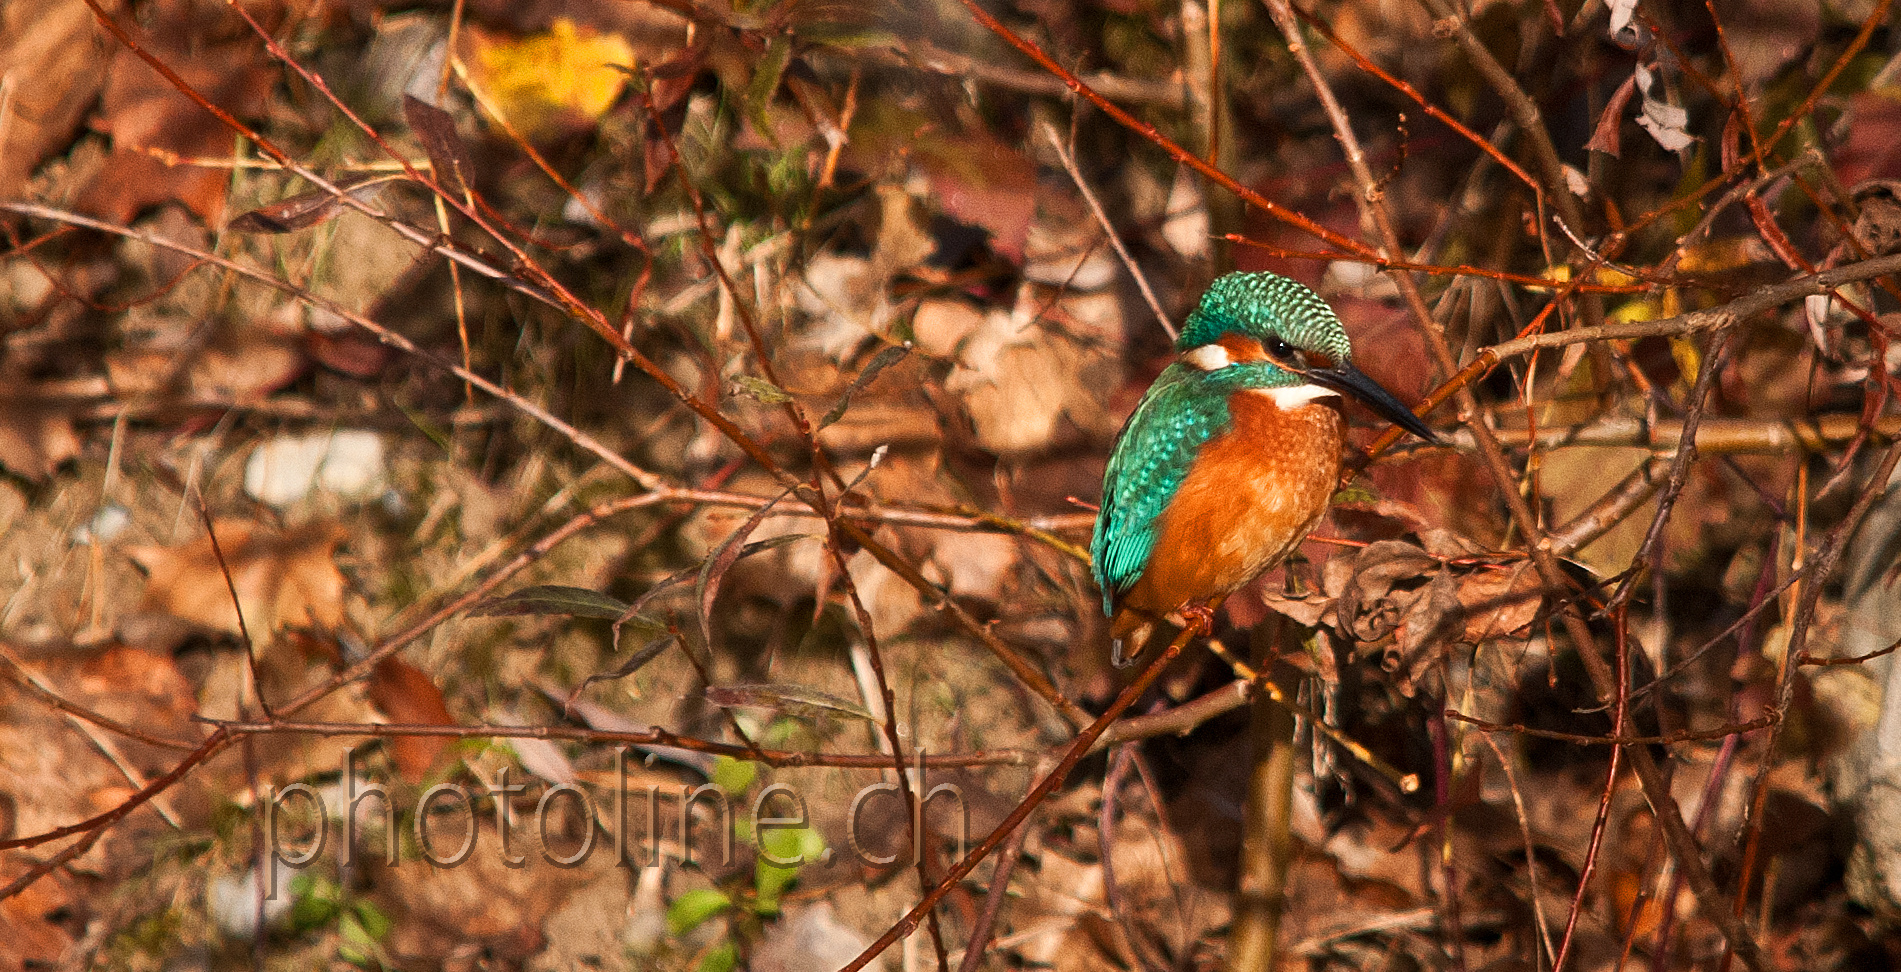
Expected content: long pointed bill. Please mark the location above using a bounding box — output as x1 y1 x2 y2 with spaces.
1308 361 1436 441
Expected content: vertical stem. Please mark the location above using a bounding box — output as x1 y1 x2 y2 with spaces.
1184 0 1240 273
1228 622 1297 972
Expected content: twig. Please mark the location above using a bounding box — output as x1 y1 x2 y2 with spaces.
837 620 1207 972
955 0 1379 262
1101 744 1171 972
201 719 1028 768
1040 122 1174 339
955 758 1050 972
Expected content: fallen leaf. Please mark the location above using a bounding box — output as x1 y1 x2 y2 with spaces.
461 18 636 141
0 381 82 481
946 289 1118 456
129 521 347 638
243 430 388 508
79 22 275 222
105 328 305 405
0 0 114 202
0 866 76 965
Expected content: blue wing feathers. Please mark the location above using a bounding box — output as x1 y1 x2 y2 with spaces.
1090 366 1232 615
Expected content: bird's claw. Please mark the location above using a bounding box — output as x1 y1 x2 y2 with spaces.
1178 601 1217 637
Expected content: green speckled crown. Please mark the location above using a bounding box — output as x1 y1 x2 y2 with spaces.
1177 272 1353 363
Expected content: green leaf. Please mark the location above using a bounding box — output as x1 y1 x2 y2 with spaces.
745 35 794 147
755 826 826 915
351 900 392 941
286 873 340 930
731 374 793 404
667 888 733 937
470 585 633 621
698 941 741 972
710 756 759 795
820 345 909 429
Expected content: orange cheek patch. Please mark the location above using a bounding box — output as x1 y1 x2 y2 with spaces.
1215 334 1268 362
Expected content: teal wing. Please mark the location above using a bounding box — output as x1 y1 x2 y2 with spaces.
1090 366 1233 615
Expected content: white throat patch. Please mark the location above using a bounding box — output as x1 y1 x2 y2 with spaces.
1252 383 1339 407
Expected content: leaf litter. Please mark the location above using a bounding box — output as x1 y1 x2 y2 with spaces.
0 0 1898 969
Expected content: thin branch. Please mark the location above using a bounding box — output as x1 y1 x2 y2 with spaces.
1040 122 1174 339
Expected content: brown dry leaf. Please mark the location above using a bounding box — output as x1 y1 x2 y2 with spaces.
366 657 456 779
0 0 116 202
946 289 1119 456
910 298 985 358
753 902 886 972
375 828 570 962
1390 567 1461 694
69 644 200 737
1457 561 1542 643
1835 93 1901 187
1540 445 1655 576
0 866 76 968
0 382 82 482
79 30 275 222
128 521 347 638
1335 541 1438 644
461 19 636 141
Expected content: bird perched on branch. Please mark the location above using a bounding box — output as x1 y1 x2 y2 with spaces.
1091 271 1436 665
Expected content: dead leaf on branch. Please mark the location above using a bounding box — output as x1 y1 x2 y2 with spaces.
704 683 874 723
1259 538 1547 694
364 657 457 779
226 172 399 235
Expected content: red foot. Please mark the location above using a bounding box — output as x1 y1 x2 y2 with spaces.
1177 601 1218 637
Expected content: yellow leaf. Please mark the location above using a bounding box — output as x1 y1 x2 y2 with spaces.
464 19 635 139
1607 298 1663 325
1676 237 1760 273
1668 335 1701 384
1586 266 1637 288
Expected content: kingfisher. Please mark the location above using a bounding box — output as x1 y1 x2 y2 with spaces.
1091 272 1436 664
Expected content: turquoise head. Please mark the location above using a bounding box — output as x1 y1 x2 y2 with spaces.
1174 272 1434 440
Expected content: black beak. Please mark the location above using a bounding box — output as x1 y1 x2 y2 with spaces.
1309 361 1436 441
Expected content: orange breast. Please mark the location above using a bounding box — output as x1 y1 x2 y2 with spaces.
1120 390 1345 615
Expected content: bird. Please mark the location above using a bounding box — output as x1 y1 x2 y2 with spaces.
1090 271 1436 665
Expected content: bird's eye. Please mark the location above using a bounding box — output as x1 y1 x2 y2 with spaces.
1266 338 1294 360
